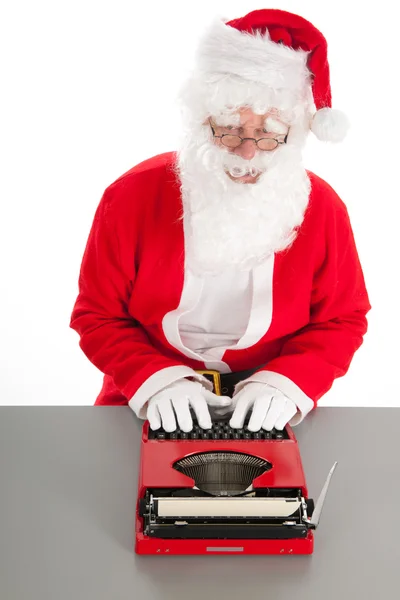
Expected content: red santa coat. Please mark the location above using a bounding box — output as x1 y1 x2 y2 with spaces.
70 151 371 424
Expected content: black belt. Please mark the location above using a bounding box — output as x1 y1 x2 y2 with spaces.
195 365 266 398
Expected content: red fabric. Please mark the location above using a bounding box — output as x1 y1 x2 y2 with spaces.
226 9 332 110
69 152 371 406
254 190 370 402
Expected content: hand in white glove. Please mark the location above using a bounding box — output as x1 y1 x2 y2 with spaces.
220 382 298 431
147 379 232 432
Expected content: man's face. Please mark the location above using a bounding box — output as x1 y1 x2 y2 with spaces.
176 103 310 275
206 107 289 184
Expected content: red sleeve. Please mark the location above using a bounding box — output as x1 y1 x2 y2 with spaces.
258 193 371 404
69 181 185 403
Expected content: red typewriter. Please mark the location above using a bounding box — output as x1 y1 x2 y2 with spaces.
135 374 337 556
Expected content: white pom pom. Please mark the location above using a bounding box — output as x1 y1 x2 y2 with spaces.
310 107 350 142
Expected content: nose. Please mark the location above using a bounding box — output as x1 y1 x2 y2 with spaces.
234 138 257 160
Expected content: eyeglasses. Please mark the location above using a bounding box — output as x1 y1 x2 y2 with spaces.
209 118 289 151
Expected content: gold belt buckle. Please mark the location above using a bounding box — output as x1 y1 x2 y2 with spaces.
195 370 222 395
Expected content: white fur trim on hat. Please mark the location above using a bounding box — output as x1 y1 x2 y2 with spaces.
196 18 310 93
178 19 313 124
310 107 350 142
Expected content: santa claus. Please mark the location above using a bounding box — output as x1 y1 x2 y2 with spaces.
70 9 371 434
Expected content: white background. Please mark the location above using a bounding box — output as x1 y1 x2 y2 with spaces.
1 0 398 407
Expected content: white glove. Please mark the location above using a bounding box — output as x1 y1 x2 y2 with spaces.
217 382 298 431
147 379 232 432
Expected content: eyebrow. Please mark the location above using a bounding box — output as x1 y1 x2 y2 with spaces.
221 124 267 129
220 123 287 134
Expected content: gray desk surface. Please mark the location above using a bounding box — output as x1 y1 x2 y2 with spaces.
1 406 398 600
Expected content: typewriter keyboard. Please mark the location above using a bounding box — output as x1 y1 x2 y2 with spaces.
148 421 289 440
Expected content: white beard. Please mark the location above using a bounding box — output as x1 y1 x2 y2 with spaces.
174 123 311 277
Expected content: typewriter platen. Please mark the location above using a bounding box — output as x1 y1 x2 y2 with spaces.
135 417 337 555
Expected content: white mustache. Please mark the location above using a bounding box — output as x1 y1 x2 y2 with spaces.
221 149 273 179
227 165 263 178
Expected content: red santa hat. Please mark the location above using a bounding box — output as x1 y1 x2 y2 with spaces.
191 9 349 142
